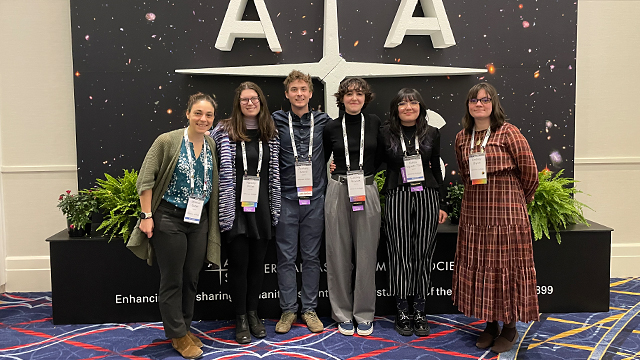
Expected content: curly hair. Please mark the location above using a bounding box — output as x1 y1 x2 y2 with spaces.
283 70 313 93
333 77 374 111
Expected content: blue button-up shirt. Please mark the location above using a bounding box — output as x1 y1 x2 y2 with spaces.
273 109 330 200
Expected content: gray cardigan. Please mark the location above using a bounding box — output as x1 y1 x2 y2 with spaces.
127 129 221 267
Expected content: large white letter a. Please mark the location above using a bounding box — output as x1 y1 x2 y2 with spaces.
384 0 456 49
215 0 282 52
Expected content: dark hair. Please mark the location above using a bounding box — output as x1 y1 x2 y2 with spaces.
284 70 313 92
333 77 374 111
186 92 217 115
384 88 432 154
222 82 276 142
462 82 507 134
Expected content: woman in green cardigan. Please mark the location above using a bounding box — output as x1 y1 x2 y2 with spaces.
128 92 221 359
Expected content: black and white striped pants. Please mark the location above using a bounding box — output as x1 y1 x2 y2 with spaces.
384 186 439 299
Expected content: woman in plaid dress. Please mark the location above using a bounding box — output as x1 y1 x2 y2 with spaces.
452 83 539 353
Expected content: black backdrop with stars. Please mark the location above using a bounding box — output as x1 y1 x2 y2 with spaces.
71 0 576 189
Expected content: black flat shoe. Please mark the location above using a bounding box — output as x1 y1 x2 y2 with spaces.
235 315 251 344
413 310 430 337
247 311 267 338
394 309 413 336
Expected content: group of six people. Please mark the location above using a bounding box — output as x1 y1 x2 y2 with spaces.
128 69 539 359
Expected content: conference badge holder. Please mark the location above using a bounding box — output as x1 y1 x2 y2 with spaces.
240 175 260 212
184 196 204 224
347 170 366 212
401 154 425 192
469 152 488 185
295 161 313 205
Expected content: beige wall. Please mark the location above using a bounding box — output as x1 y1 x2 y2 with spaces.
0 0 77 291
575 0 640 276
0 0 636 291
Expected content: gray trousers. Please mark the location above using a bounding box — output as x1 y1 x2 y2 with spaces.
275 196 324 313
325 178 381 323
151 200 208 339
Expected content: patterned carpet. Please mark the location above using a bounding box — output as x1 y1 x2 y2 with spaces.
1 278 640 359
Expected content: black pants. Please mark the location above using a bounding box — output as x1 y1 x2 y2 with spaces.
226 235 269 315
151 200 208 339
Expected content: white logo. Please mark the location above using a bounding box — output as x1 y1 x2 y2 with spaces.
204 260 228 285
176 0 485 119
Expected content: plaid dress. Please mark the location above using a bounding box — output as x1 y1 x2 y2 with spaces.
452 122 540 323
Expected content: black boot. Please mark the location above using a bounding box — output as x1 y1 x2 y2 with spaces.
413 309 430 337
247 310 267 338
395 308 413 336
235 315 251 344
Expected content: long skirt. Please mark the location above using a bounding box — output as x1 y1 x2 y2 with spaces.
452 171 539 323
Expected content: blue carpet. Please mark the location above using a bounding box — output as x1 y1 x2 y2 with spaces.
2 278 640 359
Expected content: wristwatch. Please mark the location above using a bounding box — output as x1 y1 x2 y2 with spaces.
139 211 153 219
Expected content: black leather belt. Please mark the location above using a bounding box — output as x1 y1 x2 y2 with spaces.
331 174 375 185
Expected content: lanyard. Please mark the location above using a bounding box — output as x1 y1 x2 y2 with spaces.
342 114 365 171
240 139 264 177
288 111 314 163
399 129 419 156
182 128 209 194
470 127 491 153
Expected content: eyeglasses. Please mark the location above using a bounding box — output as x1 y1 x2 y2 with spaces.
469 97 492 104
240 96 260 105
398 100 420 108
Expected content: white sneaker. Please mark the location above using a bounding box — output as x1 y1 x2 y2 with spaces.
338 320 355 336
357 321 374 336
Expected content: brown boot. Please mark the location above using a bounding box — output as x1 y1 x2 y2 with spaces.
171 334 203 359
476 321 500 349
491 326 518 353
187 331 203 348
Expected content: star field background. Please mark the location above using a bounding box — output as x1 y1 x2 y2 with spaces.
71 0 576 188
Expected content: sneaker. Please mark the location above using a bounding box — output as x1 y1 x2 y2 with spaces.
275 311 296 334
357 321 374 336
338 320 354 336
301 310 324 333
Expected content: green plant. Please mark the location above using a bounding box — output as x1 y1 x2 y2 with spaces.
92 170 141 242
57 189 99 232
527 169 592 243
446 183 465 220
374 170 386 216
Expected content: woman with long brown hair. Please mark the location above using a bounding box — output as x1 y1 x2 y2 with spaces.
452 82 539 353
210 81 280 344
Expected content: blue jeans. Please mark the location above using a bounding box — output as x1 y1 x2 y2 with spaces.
275 196 324 313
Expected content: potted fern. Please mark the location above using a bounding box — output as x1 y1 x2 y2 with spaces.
92 169 141 242
527 168 591 243
446 182 464 224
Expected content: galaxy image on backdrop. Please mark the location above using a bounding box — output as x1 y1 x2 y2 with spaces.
71 0 576 189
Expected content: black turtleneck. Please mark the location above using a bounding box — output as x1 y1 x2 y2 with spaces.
323 112 383 176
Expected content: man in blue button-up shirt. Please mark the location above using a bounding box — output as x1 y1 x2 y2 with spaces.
272 70 330 334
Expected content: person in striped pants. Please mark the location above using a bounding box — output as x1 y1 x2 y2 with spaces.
380 88 448 337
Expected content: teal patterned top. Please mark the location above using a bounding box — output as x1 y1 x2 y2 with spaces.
162 138 213 208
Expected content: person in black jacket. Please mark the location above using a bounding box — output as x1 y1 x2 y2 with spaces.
380 88 448 337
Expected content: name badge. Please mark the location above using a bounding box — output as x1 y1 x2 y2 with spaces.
184 196 204 224
347 170 366 211
403 155 425 183
295 161 313 199
240 175 260 211
469 152 488 185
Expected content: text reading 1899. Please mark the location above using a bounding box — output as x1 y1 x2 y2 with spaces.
537 285 554 295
